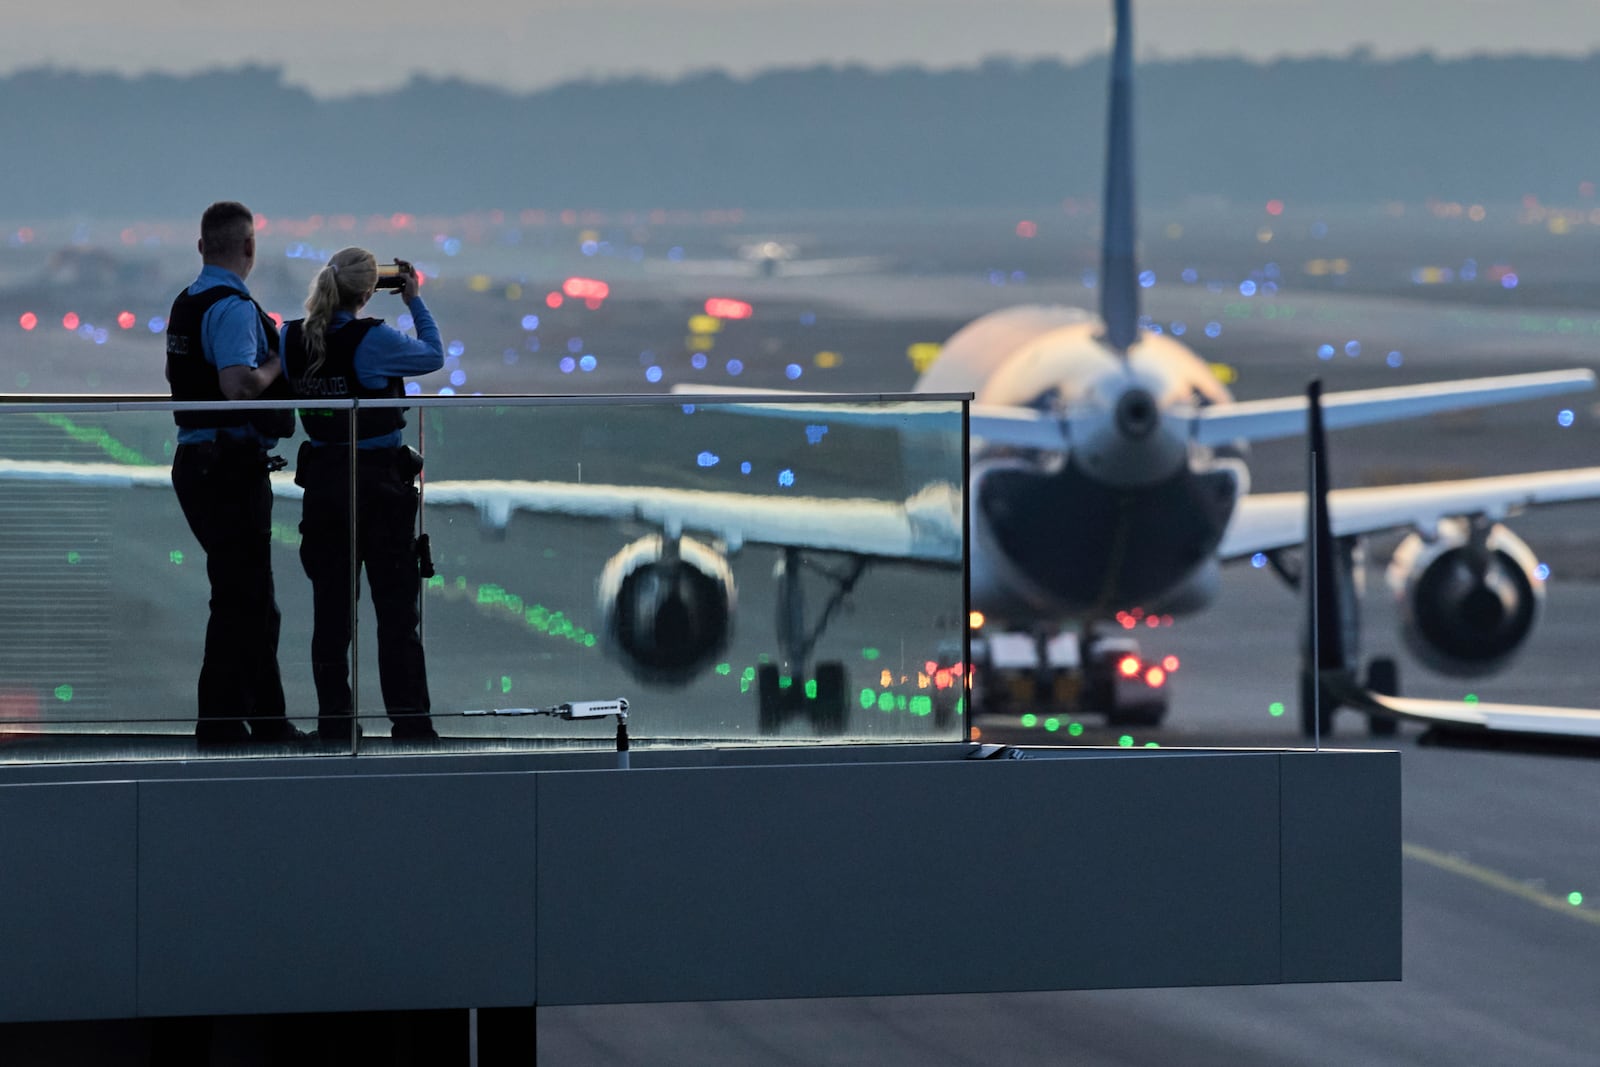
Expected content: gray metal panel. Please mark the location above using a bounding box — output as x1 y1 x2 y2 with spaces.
0 781 138 1021
1279 750 1404 982
136 772 538 1017
535 754 1283 1005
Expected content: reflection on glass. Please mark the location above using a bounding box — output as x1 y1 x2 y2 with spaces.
0 395 967 762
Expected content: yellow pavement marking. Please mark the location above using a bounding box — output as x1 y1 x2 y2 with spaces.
1404 842 1600 928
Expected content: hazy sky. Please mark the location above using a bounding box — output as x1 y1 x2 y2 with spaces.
11 0 1600 96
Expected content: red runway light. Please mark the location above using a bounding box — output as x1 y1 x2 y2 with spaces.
116 311 135 329
704 298 752 320
546 292 564 308
1162 655 1180 672
1145 666 1167 688
62 312 80 331
563 277 610 300
1118 655 1140 678
1266 199 1285 216
19 312 37 331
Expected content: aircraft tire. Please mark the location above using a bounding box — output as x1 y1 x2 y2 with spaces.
813 661 848 735
758 664 784 735
1365 657 1400 737
1299 669 1337 738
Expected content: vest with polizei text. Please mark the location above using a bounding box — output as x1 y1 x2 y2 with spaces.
282 317 405 444
165 284 294 437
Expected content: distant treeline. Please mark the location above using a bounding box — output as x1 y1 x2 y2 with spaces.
2 53 1597 217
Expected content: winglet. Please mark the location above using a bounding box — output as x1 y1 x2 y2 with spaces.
1100 0 1140 354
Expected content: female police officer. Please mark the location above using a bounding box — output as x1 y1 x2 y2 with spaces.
282 246 444 743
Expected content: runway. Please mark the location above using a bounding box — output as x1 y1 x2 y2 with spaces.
3 205 1599 1062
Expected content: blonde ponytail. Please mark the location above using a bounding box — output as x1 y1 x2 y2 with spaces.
300 247 380 376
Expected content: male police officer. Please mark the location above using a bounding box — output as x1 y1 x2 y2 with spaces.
166 200 304 745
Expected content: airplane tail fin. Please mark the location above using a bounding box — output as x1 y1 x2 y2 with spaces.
1305 380 1348 678
1099 0 1139 354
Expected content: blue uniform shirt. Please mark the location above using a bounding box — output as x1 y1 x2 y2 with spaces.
282 295 444 449
175 265 281 447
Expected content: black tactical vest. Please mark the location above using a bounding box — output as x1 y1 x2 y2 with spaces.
282 318 406 444
165 284 294 438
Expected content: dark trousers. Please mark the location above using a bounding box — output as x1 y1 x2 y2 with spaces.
172 442 292 741
297 446 433 738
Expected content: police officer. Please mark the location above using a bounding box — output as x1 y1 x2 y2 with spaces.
282 246 444 743
166 200 303 746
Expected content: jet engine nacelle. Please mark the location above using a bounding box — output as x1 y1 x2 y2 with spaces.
597 534 736 686
1386 519 1543 677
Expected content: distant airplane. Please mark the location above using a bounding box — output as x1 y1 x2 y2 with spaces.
645 233 891 278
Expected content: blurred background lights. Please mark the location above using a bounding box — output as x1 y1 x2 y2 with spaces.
521 314 540 330
579 354 597 372
785 364 802 380
1558 409 1575 427
1251 553 1268 568
691 353 708 369
778 469 795 487
559 357 576 373
404 382 422 396
1205 322 1222 338
645 365 663 383
1138 270 1155 288
740 461 752 474
725 359 744 376
1387 351 1404 368
447 340 465 357
697 452 719 467
1345 340 1361 356
1318 344 1335 360
1239 280 1257 296
1535 563 1551 581
449 370 467 387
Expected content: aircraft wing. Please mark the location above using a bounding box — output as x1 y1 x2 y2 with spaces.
400 479 962 563
1193 369 1595 446
0 459 962 565
1332 679 1600 739
0 458 305 498
1218 466 1600 559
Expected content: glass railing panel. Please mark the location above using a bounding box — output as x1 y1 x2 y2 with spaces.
364 393 967 751
0 393 967 761
0 398 340 761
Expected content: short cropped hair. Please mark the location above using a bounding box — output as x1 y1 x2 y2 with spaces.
200 201 254 257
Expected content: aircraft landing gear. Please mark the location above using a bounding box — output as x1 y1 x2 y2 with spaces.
1365 656 1400 737
757 661 850 736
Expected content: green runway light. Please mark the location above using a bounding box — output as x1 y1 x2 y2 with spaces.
778 675 793 690
66 551 80 564
426 575 443 588
1118 735 1134 747
54 685 73 702
861 647 880 661
877 692 895 712
501 676 512 694
1145 742 1160 748
860 689 877 710
715 663 731 676
1464 693 1480 704
740 667 755 683
1068 722 1084 737
1021 713 1038 728
35 413 150 465
1269 701 1285 717
910 695 932 717
804 679 817 699
1570 892 1585 907
1044 717 1060 732
169 550 184 565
